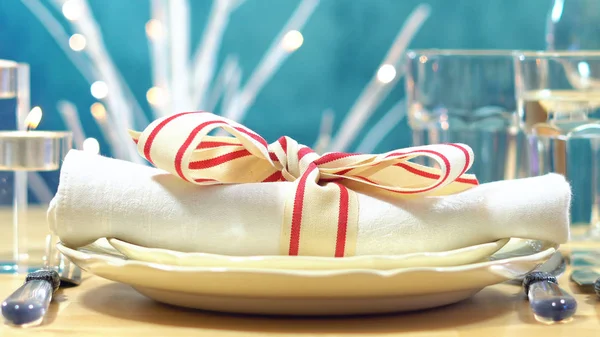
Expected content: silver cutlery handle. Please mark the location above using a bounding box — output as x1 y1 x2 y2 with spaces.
1 270 60 327
523 271 577 323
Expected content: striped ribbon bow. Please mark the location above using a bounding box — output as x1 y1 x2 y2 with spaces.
129 111 478 257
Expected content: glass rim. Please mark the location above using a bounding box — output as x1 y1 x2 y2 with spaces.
406 49 517 57
0 131 73 138
408 49 600 58
0 59 19 69
514 50 600 58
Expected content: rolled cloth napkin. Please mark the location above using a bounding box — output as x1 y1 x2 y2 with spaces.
48 112 571 256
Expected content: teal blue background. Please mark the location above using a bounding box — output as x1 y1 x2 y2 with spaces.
0 0 552 153
4 0 593 225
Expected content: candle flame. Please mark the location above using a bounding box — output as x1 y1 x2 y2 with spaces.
25 106 43 130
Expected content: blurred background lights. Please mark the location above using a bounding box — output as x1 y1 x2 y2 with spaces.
281 30 304 51
578 61 591 78
90 102 106 120
62 0 82 21
90 81 108 99
146 86 167 106
145 19 165 39
69 34 86 51
376 64 396 84
82 137 100 154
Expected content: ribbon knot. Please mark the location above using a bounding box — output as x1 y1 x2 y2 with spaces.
270 136 321 182
130 111 479 257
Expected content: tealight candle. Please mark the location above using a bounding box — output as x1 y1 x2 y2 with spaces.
6 109 71 272
0 131 71 171
0 109 72 274
0 104 71 171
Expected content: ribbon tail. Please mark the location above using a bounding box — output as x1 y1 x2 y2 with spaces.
281 165 359 257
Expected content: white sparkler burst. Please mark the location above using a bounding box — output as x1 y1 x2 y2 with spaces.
21 0 430 160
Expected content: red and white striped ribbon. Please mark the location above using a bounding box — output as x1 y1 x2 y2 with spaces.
129 111 478 257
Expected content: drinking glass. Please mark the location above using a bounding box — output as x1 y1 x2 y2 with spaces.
514 50 600 239
0 60 71 273
0 60 29 272
405 50 528 183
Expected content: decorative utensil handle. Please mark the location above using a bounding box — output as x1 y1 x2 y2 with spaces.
523 271 577 323
1 269 60 327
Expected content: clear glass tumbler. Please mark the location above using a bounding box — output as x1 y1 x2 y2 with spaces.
514 50 600 239
405 50 528 183
0 60 72 273
0 60 28 272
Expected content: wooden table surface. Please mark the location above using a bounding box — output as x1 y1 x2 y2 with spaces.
1 210 599 337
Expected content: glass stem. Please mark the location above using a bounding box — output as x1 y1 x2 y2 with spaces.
15 63 30 273
13 171 28 273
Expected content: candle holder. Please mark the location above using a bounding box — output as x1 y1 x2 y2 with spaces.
0 60 72 273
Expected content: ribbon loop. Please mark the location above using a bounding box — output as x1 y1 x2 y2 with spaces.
130 112 479 257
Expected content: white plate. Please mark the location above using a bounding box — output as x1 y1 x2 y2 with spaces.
107 238 510 270
57 238 556 316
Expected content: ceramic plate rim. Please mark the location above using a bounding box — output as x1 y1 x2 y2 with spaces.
107 237 510 263
56 241 557 277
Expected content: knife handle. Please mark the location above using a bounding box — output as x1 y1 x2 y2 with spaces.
1 269 60 327
523 271 577 323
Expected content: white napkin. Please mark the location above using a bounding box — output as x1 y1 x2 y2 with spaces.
48 150 571 256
